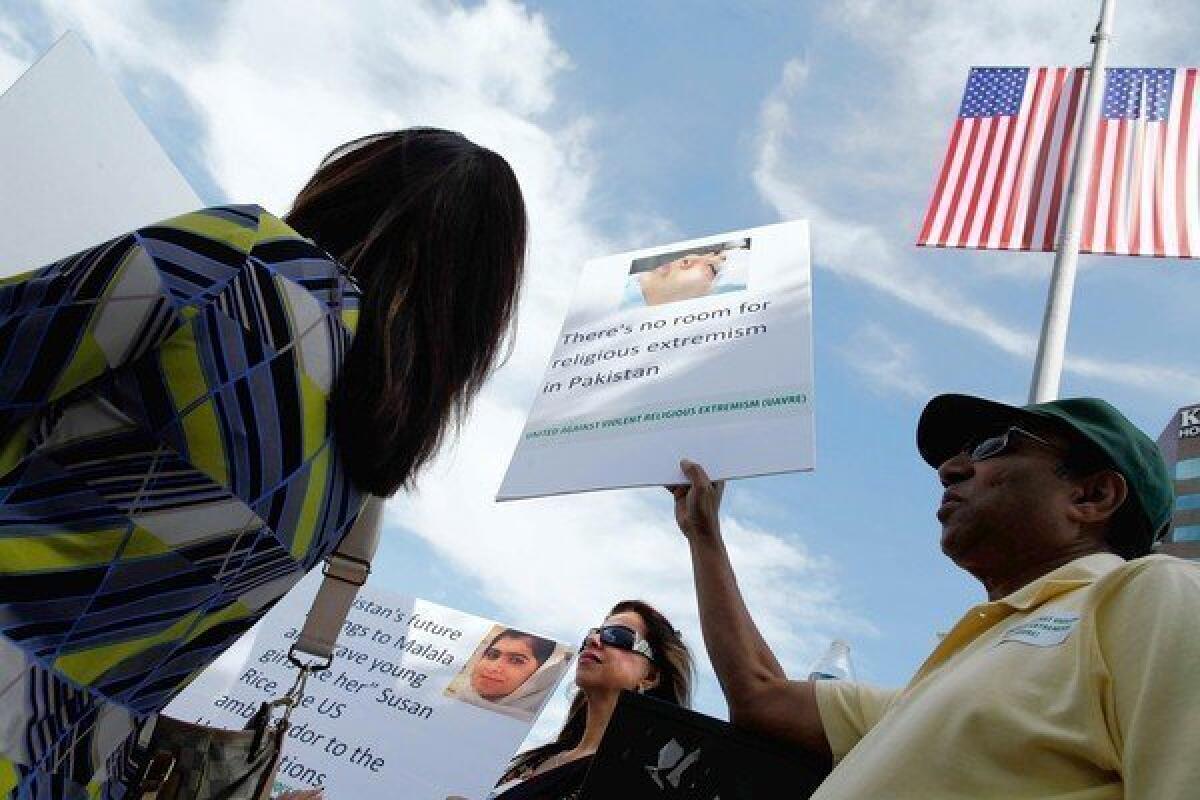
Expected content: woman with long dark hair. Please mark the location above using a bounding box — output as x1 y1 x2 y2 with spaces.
0 128 526 799
491 600 694 800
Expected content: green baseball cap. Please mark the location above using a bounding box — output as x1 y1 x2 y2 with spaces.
917 394 1174 550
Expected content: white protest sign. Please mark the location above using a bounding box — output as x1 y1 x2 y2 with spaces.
0 32 200 277
166 572 574 799
498 220 814 500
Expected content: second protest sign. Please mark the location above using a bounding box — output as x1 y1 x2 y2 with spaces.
499 220 814 500
166 572 573 799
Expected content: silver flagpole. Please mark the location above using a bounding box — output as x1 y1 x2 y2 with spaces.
1028 0 1117 403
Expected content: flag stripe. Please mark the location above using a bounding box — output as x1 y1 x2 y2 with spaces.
1081 124 1107 251
937 120 984 246
964 118 1004 246
979 116 1019 247
1042 69 1086 251
1154 104 1169 257
949 118 995 246
1173 70 1195 256
918 119 965 245
987 78 1040 249
1095 121 1117 249
919 66 1200 259
998 70 1046 248
1108 119 1129 254
1023 69 1069 250
1161 71 1184 257
1129 112 1147 255
1000 68 1050 249
1183 70 1200 257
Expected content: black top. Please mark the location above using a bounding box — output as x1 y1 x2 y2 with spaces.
492 755 593 800
578 691 829 799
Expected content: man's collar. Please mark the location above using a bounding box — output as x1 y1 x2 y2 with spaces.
997 552 1125 611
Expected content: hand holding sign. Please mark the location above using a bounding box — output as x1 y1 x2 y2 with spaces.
667 460 725 542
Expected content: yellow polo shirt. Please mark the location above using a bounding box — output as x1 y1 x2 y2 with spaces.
811 553 1200 799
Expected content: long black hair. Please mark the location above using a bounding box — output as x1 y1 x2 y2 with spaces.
286 128 527 495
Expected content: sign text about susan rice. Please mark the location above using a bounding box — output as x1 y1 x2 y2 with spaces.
194 600 464 788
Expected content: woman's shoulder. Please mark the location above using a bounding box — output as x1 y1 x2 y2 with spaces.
140 204 317 257
137 204 357 314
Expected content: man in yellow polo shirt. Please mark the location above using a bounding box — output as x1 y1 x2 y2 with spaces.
670 394 1200 798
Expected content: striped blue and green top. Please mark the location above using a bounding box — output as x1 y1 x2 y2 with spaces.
0 205 364 798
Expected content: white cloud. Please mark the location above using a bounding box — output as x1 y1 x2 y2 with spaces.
841 324 931 399
3 0 869 745
0 16 36 90
754 0 1200 304
822 0 1200 189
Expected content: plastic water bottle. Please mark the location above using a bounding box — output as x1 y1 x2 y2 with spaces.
807 639 854 681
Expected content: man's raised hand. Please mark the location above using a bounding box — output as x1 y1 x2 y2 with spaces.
666 459 725 541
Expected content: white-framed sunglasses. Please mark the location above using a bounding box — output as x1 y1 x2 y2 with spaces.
583 624 655 662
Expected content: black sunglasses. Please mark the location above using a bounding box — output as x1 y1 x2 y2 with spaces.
960 426 1065 462
582 624 655 662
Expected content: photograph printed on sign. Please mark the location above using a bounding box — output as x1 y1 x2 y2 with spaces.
444 624 573 722
620 237 751 309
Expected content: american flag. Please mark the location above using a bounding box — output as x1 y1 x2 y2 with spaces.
917 66 1200 258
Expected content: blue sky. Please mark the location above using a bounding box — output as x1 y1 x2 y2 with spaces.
3 0 1199 746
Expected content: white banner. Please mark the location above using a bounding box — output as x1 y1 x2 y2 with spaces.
0 32 200 277
166 573 574 799
498 220 814 500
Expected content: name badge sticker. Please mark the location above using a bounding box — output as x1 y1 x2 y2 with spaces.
998 613 1081 648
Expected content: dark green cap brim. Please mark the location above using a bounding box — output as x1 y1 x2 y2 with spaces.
917 394 1174 541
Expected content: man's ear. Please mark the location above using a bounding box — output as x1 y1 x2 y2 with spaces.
1068 470 1128 526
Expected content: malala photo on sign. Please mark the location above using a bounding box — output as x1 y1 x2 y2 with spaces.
444 626 573 722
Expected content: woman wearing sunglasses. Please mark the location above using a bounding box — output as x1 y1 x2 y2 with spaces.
491 600 693 799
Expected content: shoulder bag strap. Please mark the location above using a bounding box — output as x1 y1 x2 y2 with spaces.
288 495 384 668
